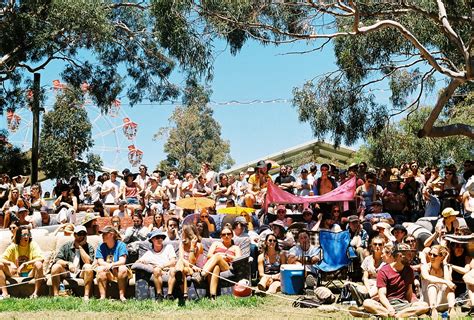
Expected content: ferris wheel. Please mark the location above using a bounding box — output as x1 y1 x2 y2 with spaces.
2 80 144 170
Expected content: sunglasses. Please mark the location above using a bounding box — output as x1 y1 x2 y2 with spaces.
201 215 209 218
333 210 340 213
168 224 177 228
9 226 17 231
405 240 416 244
20 234 30 238
267 239 277 243
373 243 383 247
76 232 87 236
429 252 439 258
221 233 232 237
445 172 453 175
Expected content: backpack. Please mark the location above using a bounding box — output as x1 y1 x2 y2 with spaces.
292 296 322 308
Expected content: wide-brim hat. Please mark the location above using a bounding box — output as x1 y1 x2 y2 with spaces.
270 220 286 229
148 230 167 242
99 225 121 239
373 222 391 231
348 163 358 170
81 212 99 225
441 207 459 218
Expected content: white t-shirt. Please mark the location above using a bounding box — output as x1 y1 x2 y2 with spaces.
140 244 176 267
102 179 120 204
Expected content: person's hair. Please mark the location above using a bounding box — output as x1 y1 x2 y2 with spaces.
30 183 42 195
182 224 201 243
153 212 164 228
431 244 449 258
261 233 280 253
297 229 310 241
15 226 31 245
133 212 143 223
8 187 19 202
196 221 209 238
220 226 234 245
167 217 179 228
369 236 386 254
111 216 121 230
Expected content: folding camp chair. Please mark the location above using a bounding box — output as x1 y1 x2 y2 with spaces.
315 230 351 290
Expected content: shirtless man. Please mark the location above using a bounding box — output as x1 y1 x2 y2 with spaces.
313 164 337 195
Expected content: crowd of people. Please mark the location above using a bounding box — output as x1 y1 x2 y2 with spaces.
0 159 473 316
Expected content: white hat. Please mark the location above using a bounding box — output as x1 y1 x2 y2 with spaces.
74 225 87 234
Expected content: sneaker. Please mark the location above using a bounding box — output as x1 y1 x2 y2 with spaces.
347 283 365 307
305 274 316 289
155 294 164 302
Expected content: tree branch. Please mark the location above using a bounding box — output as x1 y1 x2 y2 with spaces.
422 123 474 139
418 78 464 138
435 0 468 62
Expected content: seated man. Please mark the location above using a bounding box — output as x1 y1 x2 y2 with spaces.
287 230 320 289
51 225 94 299
347 215 368 262
96 226 129 301
360 243 429 318
34 206 59 227
123 212 149 244
363 200 394 226
0 226 44 298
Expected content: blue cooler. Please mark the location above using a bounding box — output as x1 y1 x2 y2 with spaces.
280 264 304 295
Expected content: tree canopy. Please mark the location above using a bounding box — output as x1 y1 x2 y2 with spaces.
0 0 213 113
176 0 473 146
353 105 474 169
0 129 30 177
155 81 234 174
39 90 101 180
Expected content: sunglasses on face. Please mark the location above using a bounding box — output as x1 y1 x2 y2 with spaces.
429 252 439 258
405 240 416 244
10 226 17 231
21 234 29 238
267 239 277 243
168 224 177 228
201 215 209 218
373 243 383 247
445 172 453 175
221 233 232 237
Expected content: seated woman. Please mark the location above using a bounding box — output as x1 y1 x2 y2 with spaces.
421 245 456 318
194 226 242 299
148 211 165 232
95 226 129 301
136 230 176 301
269 220 295 251
2 187 23 228
111 216 124 236
359 236 387 298
257 233 286 294
312 211 342 232
448 241 471 298
53 185 78 224
0 226 44 298
167 225 205 299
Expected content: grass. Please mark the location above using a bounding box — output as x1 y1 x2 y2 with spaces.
0 295 265 313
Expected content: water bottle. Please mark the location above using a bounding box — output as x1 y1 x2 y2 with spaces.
441 311 448 319
59 283 65 292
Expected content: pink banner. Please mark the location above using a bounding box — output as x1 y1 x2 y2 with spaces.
265 176 356 207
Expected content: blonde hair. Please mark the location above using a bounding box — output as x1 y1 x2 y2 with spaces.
431 244 449 258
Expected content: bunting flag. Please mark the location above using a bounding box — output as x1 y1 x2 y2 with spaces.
265 176 356 208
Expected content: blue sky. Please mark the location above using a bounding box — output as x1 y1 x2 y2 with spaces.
3 37 437 175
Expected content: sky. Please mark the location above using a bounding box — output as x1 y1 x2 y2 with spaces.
2 36 437 177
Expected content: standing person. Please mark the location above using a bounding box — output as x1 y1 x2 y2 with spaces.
121 173 142 205
0 227 44 298
101 171 121 205
82 172 102 205
274 165 296 194
296 168 314 196
11 175 28 197
313 163 337 195
134 165 150 192
361 243 429 318
200 162 217 192
95 226 129 301
50 225 94 300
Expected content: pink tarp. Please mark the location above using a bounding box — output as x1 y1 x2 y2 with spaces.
265 176 356 206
